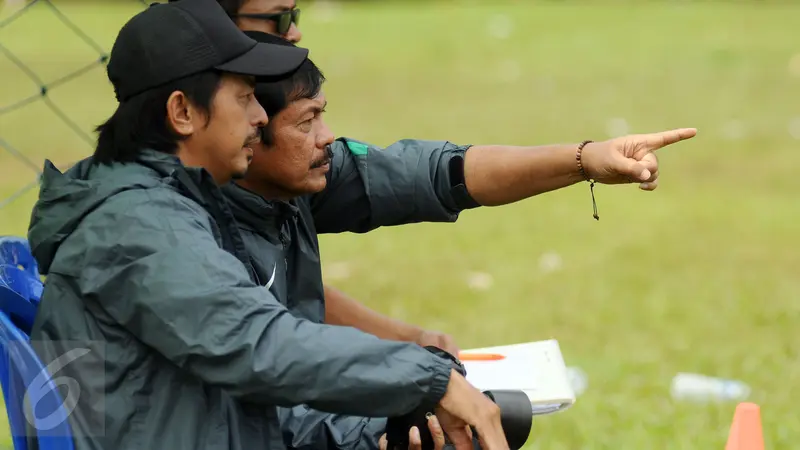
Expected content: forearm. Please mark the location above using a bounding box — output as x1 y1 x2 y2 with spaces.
146 294 449 417
324 284 423 342
463 144 585 206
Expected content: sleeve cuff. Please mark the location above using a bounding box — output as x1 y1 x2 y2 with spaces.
447 146 482 211
424 353 454 408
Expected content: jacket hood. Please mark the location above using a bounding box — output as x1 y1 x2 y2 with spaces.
27 151 181 274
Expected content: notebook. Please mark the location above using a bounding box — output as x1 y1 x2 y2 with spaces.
459 339 576 416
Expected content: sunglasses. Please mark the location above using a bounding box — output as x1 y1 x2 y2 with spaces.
232 9 301 36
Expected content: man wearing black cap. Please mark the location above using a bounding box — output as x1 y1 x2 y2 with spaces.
24 1 510 450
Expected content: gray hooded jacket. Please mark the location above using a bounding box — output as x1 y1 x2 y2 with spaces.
26 149 455 450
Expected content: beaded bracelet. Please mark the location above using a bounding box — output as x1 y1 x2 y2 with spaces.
576 140 599 221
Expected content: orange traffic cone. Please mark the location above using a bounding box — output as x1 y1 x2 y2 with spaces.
725 402 764 450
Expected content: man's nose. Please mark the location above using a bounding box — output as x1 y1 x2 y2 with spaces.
317 120 335 148
285 23 302 43
251 99 268 128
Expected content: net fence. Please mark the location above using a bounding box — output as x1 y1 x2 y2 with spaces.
0 0 150 210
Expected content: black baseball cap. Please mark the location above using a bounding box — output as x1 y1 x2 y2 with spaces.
107 0 309 102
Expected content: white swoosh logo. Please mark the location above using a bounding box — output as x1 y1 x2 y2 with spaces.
264 264 277 290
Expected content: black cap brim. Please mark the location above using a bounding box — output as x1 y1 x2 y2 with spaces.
214 42 308 79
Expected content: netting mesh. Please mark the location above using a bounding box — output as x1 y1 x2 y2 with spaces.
0 0 150 210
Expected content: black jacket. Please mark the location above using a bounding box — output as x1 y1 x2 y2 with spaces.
223 137 480 450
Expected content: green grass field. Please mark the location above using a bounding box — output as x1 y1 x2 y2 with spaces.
1 0 799 448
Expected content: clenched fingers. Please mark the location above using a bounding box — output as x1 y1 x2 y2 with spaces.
638 152 659 190
639 179 659 191
638 153 659 179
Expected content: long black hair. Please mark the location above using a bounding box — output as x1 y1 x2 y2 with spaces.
93 70 222 165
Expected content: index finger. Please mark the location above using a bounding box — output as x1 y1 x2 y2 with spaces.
427 415 447 450
408 426 422 450
647 128 697 150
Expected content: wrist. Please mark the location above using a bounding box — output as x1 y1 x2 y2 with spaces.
382 318 425 343
576 140 595 181
556 144 588 185
575 140 601 220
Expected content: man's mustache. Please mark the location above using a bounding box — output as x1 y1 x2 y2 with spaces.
310 146 333 168
244 132 261 147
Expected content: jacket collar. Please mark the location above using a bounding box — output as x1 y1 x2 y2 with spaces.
134 148 184 176
133 149 222 206
222 183 299 235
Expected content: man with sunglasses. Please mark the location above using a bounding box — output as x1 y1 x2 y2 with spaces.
221 0 303 42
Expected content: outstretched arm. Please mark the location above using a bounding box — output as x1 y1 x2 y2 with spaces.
310 129 696 233
461 128 697 207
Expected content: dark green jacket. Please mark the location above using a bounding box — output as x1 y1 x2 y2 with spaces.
223 137 480 450
26 149 455 450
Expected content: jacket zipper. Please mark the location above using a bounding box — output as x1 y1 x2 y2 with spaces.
279 220 289 283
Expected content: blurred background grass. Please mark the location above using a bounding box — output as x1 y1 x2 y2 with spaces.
1 0 799 448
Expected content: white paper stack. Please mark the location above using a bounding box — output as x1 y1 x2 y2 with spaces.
459 339 576 416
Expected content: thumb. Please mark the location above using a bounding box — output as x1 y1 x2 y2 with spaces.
615 155 650 181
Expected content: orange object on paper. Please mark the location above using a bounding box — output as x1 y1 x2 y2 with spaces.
725 402 764 450
458 353 506 361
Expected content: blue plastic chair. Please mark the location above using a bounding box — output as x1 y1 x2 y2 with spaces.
0 237 39 277
0 312 76 450
0 237 75 449
0 236 43 334
0 267 38 335
0 237 43 306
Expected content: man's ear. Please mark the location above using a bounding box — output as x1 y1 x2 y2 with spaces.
165 91 194 137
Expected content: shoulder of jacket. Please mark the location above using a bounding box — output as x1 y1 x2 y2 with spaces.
96 183 212 225
332 137 380 156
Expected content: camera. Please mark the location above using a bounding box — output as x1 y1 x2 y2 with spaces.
385 347 534 450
